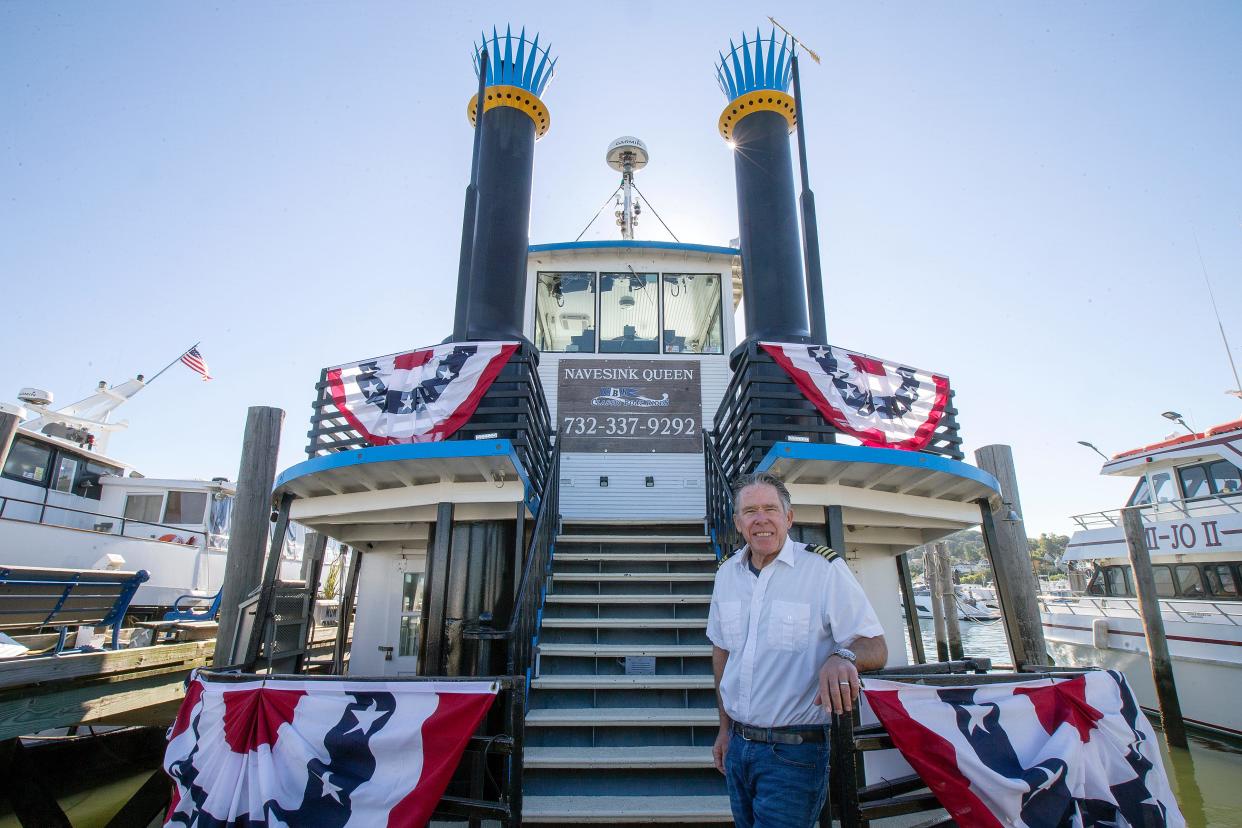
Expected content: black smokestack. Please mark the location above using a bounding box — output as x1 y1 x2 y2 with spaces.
716 29 809 344
456 26 556 343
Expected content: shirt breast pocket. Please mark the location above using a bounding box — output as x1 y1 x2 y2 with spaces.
767 600 811 652
719 601 744 651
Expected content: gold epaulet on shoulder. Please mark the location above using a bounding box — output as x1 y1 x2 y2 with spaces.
717 552 733 569
806 544 840 564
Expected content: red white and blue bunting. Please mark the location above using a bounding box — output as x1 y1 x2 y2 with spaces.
164 673 497 826
326 342 518 445
864 671 1184 828
760 343 950 451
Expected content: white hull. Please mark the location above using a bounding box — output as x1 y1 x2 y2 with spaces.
0 519 300 608
1041 601 1242 739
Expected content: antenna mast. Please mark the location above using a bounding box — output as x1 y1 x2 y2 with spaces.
1194 232 1242 399
606 137 649 239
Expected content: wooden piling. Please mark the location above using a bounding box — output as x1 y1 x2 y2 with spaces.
332 546 360 675
974 444 1048 669
923 547 949 662
895 553 926 664
1122 507 1188 748
214 406 284 666
935 542 964 661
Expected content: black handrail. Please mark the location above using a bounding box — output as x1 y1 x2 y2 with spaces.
460 435 560 826
703 430 739 562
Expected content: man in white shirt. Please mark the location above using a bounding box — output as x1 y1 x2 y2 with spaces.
708 472 887 828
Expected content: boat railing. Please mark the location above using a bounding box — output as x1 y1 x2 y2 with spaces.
1071 490 1242 529
458 437 560 825
1037 593 1242 626
0 494 209 548
304 341 554 494
703 429 740 562
709 341 964 480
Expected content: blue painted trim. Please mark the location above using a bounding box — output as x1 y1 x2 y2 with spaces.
528 240 739 257
756 442 1001 494
275 440 532 497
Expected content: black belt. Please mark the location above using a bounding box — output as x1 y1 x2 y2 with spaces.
731 722 827 745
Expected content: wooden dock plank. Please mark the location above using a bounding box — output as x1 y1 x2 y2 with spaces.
0 640 212 690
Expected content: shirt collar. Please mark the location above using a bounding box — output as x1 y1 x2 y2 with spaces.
743 534 799 571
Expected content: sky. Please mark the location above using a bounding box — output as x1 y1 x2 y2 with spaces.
2 1 1240 536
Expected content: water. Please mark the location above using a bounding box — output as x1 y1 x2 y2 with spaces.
902 618 1242 826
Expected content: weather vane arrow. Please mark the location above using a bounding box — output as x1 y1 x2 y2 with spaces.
768 16 821 64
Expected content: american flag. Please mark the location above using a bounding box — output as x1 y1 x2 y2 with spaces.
180 346 212 381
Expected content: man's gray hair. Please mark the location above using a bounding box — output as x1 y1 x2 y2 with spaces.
732 471 792 514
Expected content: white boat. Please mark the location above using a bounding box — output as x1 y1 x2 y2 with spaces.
0 377 301 610
907 588 1002 622
1041 418 1242 739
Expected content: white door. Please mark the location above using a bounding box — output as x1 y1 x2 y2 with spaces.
388 556 425 677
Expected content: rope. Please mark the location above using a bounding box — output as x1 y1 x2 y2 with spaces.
631 183 680 242
573 185 622 242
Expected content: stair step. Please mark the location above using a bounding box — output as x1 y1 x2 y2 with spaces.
553 572 714 583
540 617 708 629
545 594 710 604
532 674 715 690
555 552 714 562
522 795 732 823
558 534 711 544
526 707 719 727
525 745 714 769
540 643 712 657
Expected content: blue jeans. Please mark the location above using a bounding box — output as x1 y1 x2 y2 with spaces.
724 728 830 828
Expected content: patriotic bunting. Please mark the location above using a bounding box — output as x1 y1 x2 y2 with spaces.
864 671 1185 828
326 342 518 445
760 342 949 451
164 673 497 827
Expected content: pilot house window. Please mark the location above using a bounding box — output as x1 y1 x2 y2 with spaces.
663 274 723 354
599 272 658 353
535 271 596 353
534 269 726 355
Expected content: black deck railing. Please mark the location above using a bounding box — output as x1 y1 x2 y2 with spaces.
461 437 561 826
712 341 964 484
305 341 554 493
703 430 739 563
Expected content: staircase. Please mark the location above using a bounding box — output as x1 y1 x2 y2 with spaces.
522 519 732 825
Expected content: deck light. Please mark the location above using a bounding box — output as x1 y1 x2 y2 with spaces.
599 476 608 487
1161 411 1195 435
1076 440 1109 461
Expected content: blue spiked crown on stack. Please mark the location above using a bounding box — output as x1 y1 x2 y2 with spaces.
715 28 797 142
468 26 557 139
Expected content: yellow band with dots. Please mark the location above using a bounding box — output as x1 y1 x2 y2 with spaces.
467 85 551 139
718 90 796 141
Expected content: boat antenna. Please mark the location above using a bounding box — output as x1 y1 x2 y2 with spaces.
1193 231 1242 399
146 342 201 386
768 16 821 63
